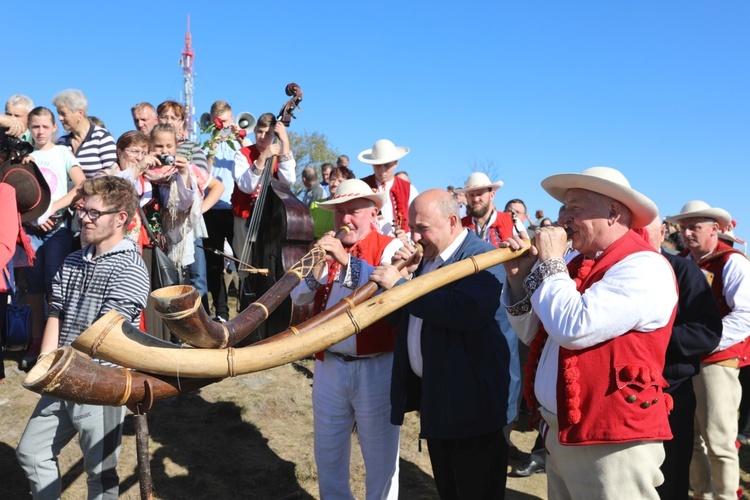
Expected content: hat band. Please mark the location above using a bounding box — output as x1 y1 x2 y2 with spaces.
4 168 42 212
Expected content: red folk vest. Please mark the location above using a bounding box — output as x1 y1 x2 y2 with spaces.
526 230 676 445
313 231 397 360
230 145 279 219
461 211 515 248
361 175 411 233
681 241 750 366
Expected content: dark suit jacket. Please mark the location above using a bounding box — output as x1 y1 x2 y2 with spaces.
390 231 514 440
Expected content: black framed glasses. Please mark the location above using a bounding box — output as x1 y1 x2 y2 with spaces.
77 208 120 221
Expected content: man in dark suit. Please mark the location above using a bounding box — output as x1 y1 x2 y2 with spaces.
371 189 517 499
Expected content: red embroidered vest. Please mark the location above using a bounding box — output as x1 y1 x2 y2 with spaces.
312 231 397 360
460 211 515 248
681 241 750 366
230 145 279 219
361 175 411 233
526 230 676 445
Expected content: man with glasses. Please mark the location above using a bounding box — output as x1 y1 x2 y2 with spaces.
665 201 750 500
16 176 149 499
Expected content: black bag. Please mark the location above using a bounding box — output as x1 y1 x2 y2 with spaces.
139 207 183 289
3 267 31 351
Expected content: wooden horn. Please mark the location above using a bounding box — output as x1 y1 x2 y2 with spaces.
72 242 529 378
22 346 219 406
150 226 351 349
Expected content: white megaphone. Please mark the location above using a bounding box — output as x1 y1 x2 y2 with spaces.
236 112 256 132
199 112 212 130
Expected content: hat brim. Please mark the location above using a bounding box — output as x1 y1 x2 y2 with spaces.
541 173 658 228
316 191 388 212
454 181 504 194
664 208 732 229
0 159 52 223
357 147 410 165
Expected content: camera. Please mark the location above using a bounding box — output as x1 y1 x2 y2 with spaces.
0 128 33 156
156 154 175 166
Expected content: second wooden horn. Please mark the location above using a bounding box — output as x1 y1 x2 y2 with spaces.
150 226 351 349
72 242 529 378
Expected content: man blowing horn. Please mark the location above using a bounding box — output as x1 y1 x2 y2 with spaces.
290 179 404 500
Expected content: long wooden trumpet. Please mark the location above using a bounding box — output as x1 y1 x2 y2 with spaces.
151 226 351 348
71 241 530 378
23 346 218 406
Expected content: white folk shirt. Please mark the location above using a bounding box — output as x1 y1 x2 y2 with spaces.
686 251 750 352
502 250 677 415
290 238 402 355
232 150 296 193
407 229 469 377
372 178 419 237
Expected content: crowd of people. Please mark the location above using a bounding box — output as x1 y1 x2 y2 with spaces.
1 89 748 500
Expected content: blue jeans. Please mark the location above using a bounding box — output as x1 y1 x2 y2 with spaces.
189 237 209 312
25 227 73 295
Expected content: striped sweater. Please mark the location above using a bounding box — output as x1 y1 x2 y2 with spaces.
49 238 149 349
57 124 117 178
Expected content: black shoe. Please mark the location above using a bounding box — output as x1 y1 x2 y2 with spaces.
509 457 545 477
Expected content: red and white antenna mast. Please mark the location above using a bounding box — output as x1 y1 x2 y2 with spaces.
180 14 196 141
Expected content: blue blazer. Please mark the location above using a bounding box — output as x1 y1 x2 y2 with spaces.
390 231 519 440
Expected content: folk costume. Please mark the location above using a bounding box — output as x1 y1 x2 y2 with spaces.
290 179 402 500
461 211 516 247
390 229 518 499
505 167 678 499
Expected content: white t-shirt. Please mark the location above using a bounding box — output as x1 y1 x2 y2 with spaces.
30 146 79 203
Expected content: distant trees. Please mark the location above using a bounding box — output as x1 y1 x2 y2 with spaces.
288 131 339 195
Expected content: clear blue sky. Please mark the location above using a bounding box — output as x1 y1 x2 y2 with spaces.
3 1 748 241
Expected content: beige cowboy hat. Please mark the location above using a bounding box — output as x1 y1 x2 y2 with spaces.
541 166 658 228
358 139 410 164
0 158 51 223
719 226 746 245
664 201 732 230
316 179 388 211
454 172 504 194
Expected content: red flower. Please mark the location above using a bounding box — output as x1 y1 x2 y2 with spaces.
213 117 223 130
238 129 247 139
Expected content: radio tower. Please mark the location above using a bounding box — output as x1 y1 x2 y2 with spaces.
180 14 196 141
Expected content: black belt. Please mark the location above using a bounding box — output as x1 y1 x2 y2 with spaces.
330 352 380 362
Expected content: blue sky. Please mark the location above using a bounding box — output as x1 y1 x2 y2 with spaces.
3 1 748 240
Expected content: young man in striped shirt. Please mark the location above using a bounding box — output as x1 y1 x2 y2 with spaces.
16 176 149 499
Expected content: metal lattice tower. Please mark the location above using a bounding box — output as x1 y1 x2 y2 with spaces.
180 14 196 142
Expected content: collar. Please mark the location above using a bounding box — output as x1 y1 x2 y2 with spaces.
424 228 469 269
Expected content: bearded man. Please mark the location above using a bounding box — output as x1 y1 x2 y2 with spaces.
456 172 526 246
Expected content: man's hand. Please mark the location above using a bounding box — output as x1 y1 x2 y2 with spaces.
392 243 422 275
503 234 538 287
258 143 281 166
0 115 24 137
534 226 568 262
393 227 409 244
274 122 289 144
369 264 406 290
315 232 348 266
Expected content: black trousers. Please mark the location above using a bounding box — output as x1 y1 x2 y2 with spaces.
427 428 507 500
202 209 234 320
657 379 696 500
738 365 750 435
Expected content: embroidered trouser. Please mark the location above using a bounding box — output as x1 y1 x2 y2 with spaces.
540 407 665 500
16 396 126 500
690 362 741 500
313 353 400 500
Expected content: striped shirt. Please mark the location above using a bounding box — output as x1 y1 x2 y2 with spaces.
177 141 208 171
57 124 117 178
49 238 149 349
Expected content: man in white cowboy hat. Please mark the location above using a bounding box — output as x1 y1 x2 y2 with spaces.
290 178 404 500
358 139 418 240
456 172 527 247
664 201 750 500
502 166 678 499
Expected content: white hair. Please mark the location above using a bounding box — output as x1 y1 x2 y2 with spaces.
52 89 88 114
6 94 34 113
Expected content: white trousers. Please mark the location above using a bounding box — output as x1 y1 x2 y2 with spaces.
690 362 741 500
540 407 665 500
313 353 400 500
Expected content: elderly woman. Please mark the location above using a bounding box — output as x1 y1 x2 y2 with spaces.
309 165 355 239
53 89 117 178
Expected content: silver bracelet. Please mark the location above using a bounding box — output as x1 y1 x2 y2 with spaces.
523 257 567 297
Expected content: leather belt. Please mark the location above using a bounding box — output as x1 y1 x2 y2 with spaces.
330 352 379 363
714 358 740 369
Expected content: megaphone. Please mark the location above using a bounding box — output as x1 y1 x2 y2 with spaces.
236 112 256 131
199 112 212 130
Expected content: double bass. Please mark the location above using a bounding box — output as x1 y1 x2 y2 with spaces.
238 83 312 342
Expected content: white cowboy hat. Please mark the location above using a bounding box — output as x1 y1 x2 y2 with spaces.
719 226 746 245
663 201 732 229
358 139 410 164
454 172 504 194
541 166 658 228
316 179 388 211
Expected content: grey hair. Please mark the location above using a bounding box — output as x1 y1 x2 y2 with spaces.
436 193 460 219
6 94 34 113
52 89 88 114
